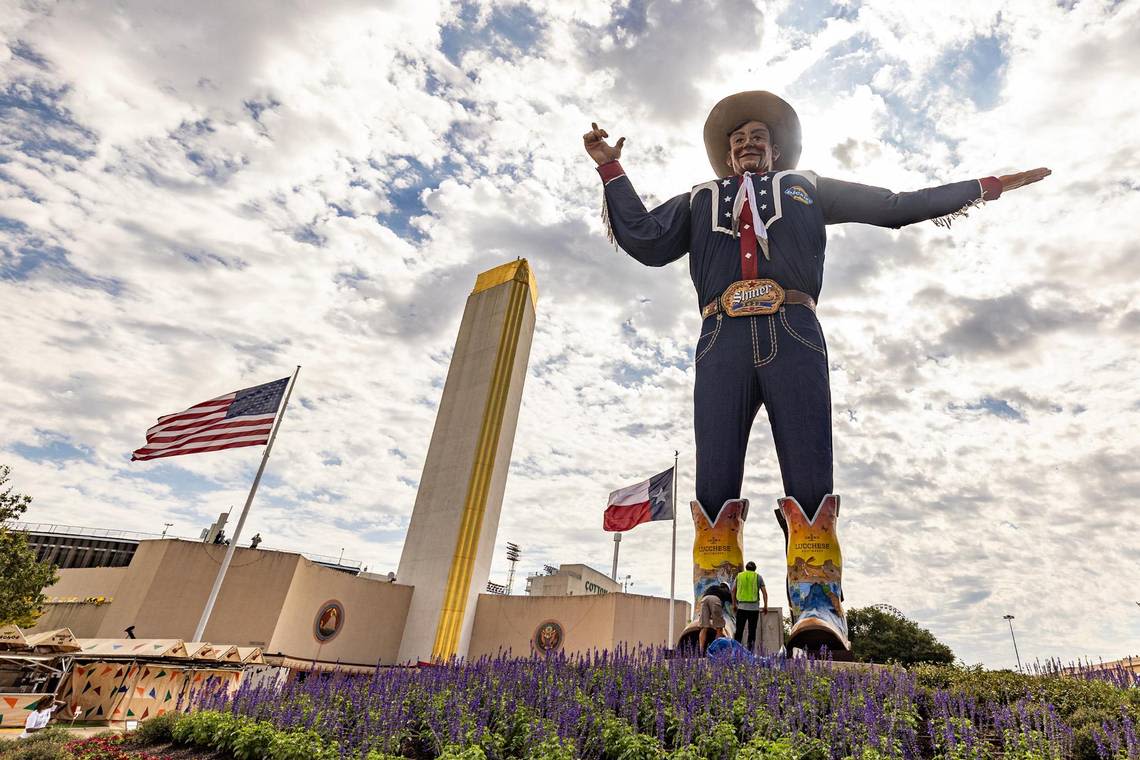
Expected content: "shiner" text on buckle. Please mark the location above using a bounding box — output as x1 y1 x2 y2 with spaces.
720 279 786 317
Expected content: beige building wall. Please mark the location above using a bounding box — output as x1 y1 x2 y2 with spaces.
612 594 691 650
35 565 130 635
33 539 416 665
269 555 413 665
43 565 129 599
469 594 615 657
32 600 116 636
397 261 536 663
88 540 299 645
468 593 690 658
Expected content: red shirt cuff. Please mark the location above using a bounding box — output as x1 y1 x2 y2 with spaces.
980 176 1002 200
597 160 625 184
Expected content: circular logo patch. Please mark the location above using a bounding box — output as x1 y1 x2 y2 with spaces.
532 619 564 654
314 600 345 642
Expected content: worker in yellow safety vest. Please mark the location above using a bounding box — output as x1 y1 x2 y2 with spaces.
732 561 768 652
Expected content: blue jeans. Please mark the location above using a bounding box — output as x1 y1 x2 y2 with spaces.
693 305 833 520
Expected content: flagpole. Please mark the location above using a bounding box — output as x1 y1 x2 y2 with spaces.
668 450 678 648
192 366 301 642
611 534 621 581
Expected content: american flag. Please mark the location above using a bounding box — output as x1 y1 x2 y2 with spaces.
131 377 290 461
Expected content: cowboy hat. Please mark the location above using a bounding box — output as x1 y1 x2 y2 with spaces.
703 91 801 177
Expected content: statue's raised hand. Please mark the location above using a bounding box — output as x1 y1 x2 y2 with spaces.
996 167 1052 195
583 122 625 166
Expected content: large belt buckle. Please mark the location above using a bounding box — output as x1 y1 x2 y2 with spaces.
721 279 785 317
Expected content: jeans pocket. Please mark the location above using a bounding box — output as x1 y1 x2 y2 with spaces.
695 314 723 364
779 308 826 355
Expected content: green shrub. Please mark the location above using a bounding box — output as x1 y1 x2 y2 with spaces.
438 746 487 760
736 735 827 760
0 727 77 760
0 726 74 760
694 721 738 760
129 712 177 746
171 709 231 747
600 715 666 759
266 728 336 760
523 735 577 760
170 711 339 759
361 750 407 760
231 719 280 760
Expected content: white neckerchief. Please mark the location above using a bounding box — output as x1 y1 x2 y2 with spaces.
731 172 770 259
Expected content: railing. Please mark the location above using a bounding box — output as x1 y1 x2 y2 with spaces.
10 521 180 542
6 521 363 570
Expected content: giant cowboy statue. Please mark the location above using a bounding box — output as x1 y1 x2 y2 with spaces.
584 91 1050 655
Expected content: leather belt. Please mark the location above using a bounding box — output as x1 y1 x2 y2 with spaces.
702 280 816 319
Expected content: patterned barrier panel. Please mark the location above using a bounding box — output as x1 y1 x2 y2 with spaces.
0 693 52 730
63 662 242 722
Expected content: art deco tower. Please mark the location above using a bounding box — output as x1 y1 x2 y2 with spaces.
397 259 537 663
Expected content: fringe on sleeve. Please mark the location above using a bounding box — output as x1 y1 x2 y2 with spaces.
601 188 617 248
931 197 986 229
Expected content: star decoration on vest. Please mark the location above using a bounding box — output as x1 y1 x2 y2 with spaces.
722 178 732 186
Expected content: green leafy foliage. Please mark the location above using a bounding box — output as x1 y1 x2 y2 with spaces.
912 663 1140 760
0 732 173 760
600 714 666 758
0 726 73 760
170 711 339 760
522 736 577 760
438 746 488 759
128 713 176 746
0 464 59 627
848 607 955 666
736 735 827 760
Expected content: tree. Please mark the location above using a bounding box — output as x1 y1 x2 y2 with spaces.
0 465 58 627
847 606 955 666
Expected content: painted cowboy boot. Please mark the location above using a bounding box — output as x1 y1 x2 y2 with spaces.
676 499 748 649
774 494 851 655
692 498 749 605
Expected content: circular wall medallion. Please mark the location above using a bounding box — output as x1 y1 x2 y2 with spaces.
313 600 345 643
532 619 564 654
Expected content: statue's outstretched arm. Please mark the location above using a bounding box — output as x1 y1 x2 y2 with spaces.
585 122 690 266
817 167 1050 229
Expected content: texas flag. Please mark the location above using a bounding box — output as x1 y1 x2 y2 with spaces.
603 467 675 532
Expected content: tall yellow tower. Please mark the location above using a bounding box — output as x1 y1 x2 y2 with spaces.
396 260 537 663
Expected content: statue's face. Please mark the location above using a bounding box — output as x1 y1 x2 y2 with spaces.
727 120 780 175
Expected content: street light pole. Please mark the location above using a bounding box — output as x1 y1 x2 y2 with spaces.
1003 614 1022 672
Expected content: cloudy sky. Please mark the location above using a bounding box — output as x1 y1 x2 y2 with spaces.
2 0 1138 667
